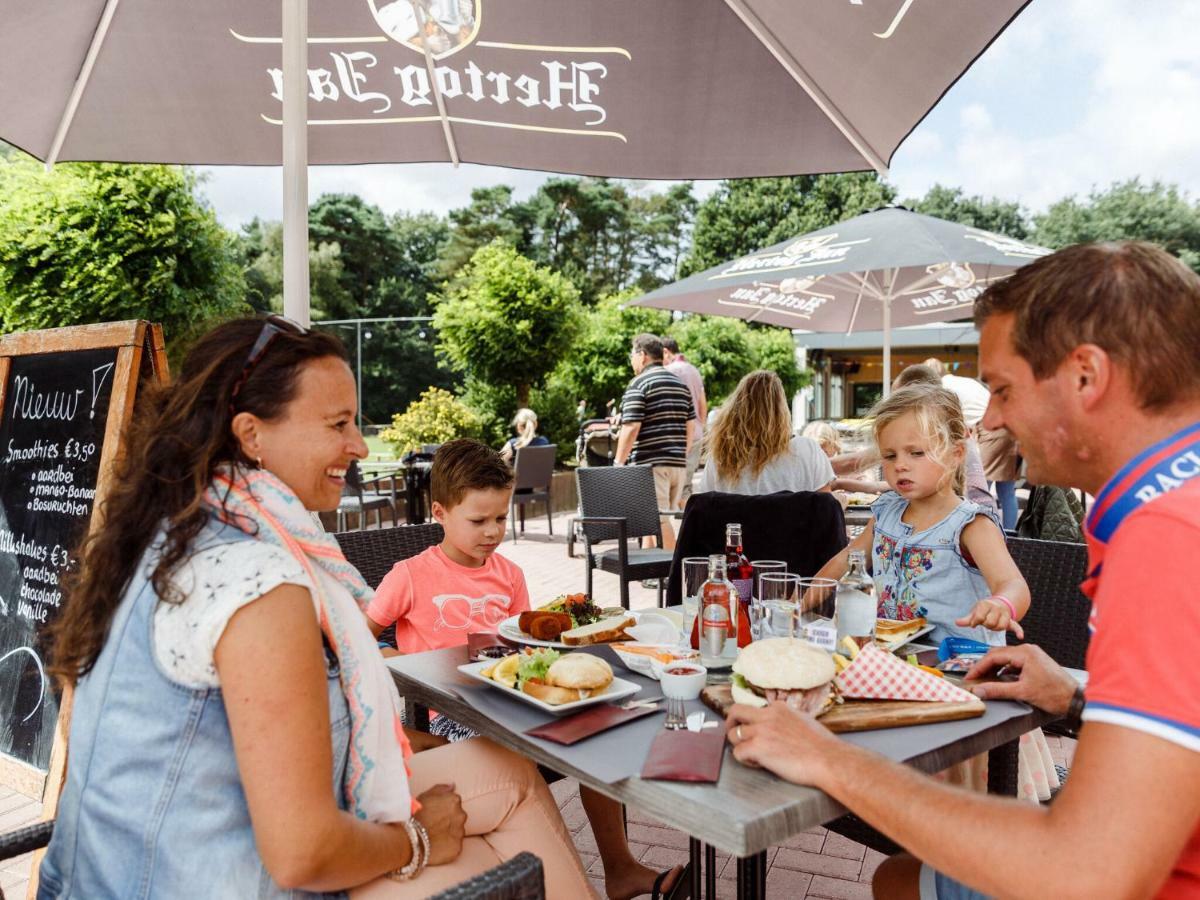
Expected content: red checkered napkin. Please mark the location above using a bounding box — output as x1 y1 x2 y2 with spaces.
835 643 977 703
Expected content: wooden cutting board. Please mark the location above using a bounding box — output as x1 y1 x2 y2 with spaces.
700 684 985 734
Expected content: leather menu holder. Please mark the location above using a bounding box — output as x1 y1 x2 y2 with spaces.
640 725 728 782
525 704 659 745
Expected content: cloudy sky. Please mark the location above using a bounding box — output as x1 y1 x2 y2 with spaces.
197 0 1200 229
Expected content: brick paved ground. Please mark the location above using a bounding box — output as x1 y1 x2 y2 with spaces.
0 510 1077 899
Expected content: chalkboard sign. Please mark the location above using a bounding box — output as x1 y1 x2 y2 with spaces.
0 347 118 770
0 322 166 798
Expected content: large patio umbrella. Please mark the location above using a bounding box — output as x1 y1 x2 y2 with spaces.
0 1 1030 322
630 206 1052 391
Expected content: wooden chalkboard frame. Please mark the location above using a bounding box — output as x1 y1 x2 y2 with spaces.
0 322 167 813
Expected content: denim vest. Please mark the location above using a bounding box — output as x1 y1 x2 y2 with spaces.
39 520 351 899
870 492 1005 648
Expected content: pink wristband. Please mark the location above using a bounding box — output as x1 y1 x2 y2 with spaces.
989 595 1017 619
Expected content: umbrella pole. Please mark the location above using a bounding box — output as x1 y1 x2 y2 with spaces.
882 296 893 398
282 0 311 326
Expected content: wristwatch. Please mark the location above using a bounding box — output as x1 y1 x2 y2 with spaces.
1062 684 1086 737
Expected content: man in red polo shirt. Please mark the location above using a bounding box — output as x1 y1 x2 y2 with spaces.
726 241 1200 899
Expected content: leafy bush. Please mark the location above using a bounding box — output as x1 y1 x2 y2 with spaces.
0 158 247 358
380 387 480 456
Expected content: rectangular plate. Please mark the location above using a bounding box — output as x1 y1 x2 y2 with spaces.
457 659 642 716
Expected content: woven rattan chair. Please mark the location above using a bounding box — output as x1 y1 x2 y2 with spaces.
335 523 444 648
576 465 672 609
429 851 545 900
510 445 556 541
826 536 1091 852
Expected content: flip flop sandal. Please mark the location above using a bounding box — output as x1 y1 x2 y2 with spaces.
651 861 693 900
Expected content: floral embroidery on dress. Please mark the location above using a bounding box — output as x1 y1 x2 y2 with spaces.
875 540 931 621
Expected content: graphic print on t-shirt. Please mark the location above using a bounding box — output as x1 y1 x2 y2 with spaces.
431 592 514 630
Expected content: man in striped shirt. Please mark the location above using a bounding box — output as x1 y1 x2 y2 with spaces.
615 333 695 549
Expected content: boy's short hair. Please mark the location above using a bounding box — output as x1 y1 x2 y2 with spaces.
893 364 942 389
431 439 514 509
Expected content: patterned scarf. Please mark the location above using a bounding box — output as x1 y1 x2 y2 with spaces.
205 466 415 821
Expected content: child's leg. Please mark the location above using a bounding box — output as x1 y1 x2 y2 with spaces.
580 785 686 900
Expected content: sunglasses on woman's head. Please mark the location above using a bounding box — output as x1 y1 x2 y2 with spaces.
230 315 308 406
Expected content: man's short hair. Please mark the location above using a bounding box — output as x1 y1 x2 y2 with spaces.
430 438 514 509
661 337 680 354
894 364 942 389
632 333 664 362
975 241 1200 410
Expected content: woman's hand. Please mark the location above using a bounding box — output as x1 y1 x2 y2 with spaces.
414 783 467 866
725 703 841 787
956 598 1024 638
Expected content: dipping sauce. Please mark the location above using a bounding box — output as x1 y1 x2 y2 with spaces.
664 665 702 676
474 646 511 661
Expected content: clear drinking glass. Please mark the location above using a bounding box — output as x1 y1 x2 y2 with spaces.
749 560 787 640
757 573 801 639
796 577 839 651
681 556 708 637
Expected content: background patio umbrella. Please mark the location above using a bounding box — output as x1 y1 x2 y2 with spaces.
630 206 1052 391
0 0 1030 322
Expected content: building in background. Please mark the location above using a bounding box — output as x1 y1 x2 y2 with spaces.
794 322 979 422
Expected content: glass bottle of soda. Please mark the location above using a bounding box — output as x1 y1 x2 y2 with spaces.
725 523 753 605
836 549 877 652
700 553 736 658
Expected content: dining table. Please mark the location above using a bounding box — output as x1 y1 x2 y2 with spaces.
386 645 1071 900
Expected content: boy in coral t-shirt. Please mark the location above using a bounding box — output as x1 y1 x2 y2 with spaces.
365 439 687 900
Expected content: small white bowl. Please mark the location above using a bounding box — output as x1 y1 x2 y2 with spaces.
657 662 708 700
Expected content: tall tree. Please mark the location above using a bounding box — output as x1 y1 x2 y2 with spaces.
0 158 246 353
233 218 350 316
440 185 537 278
307 193 403 317
907 184 1031 239
434 242 583 407
553 292 672 419
682 173 896 275
1033 179 1200 271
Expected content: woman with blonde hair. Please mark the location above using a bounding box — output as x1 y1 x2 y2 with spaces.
699 370 834 495
498 407 548 462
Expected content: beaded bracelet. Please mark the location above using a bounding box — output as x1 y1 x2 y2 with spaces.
387 817 431 882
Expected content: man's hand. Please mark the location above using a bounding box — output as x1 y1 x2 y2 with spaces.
725 702 842 787
956 598 1024 639
964 644 1077 715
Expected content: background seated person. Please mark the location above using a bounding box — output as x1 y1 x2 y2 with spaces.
498 407 549 463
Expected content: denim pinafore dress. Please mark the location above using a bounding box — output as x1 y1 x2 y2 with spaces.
869 492 1005 647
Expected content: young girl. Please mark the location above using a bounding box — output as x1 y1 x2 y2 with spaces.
816 383 1030 647
815 385 1056 803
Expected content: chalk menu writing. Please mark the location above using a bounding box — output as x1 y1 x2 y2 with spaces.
0 349 116 770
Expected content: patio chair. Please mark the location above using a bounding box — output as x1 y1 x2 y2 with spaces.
429 851 545 900
335 522 444 649
335 460 397 531
576 465 672 609
823 536 1091 853
666 490 848 605
510 444 556 541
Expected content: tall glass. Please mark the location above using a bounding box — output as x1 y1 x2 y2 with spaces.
797 577 839 651
749 560 787 640
757 573 801 639
681 556 709 639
